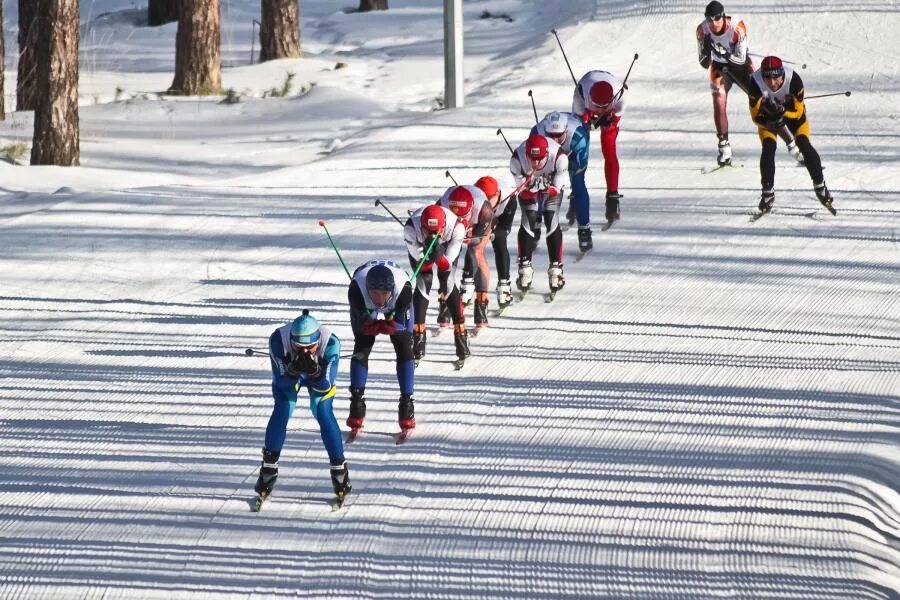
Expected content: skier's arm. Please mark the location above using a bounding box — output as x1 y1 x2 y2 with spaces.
783 73 805 120
403 220 423 260
697 24 712 69
313 334 340 391
509 153 526 185
347 281 369 334
268 329 291 378
443 222 467 264
550 154 569 195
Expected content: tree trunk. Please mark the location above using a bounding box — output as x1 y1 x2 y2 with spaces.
170 0 222 95
0 2 5 120
31 0 80 166
359 0 387 12
17 0 39 111
148 0 180 26
259 0 301 62
358 0 388 10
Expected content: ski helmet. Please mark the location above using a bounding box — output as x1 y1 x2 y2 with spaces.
542 111 567 136
761 56 785 79
447 186 474 218
474 176 499 199
421 204 446 233
290 309 321 347
525 134 549 160
589 81 614 110
704 1 725 19
365 264 394 292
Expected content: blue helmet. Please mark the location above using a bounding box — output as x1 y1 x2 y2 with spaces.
290 310 321 346
366 264 394 292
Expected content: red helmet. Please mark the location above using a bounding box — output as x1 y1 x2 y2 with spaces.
421 204 445 233
447 186 474 218
525 134 548 160
589 81 614 109
761 56 785 78
474 176 499 199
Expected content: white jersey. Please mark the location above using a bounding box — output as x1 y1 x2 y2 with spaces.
351 259 409 315
404 205 466 263
696 16 749 66
509 136 569 197
572 70 625 119
439 184 488 229
535 111 582 153
750 65 795 106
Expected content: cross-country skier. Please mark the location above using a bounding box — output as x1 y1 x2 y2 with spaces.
572 69 625 228
255 310 349 505
347 259 417 431
403 204 469 363
533 111 592 250
439 185 494 329
748 56 835 215
474 176 517 310
509 133 568 295
695 1 803 166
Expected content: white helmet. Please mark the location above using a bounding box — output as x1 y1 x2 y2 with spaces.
542 111 567 136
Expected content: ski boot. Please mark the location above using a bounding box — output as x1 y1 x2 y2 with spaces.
346 387 366 429
787 140 805 165
254 448 280 497
473 292 489 329
496 278 513 308
716 135 732 166
577 226 593 251
460 275 475 306
436 295 451 328
605 192 621 225
454 324 471 360
516 259 534 292
814 182 836 215
399 393 416 430
413 324 427 364
548 262 565 292
758 188 775 214
330 459 352 499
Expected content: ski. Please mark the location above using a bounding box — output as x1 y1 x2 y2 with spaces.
544 290 559 302
700 162 744 175
344 427 362 444
601 220 616 231
331 494 349 511
431 325 450 338
517 288 531 302
395 427 414 445
469 326 487 337
749 209 769 222
575 249 591 263
819 198 837 216
452 357 468 370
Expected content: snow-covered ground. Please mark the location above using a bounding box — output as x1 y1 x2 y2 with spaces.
1 1 898 598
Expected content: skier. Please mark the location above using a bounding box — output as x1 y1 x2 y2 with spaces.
347 259 417 431
695 1 802 166
403 204 470 364
509 133 569 295
533 111 592 250
474 175 518 310
748 56 835 215
572 69 625 228
439 184 494 329
254 310 349 505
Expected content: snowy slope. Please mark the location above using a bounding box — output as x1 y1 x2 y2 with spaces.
1 1 899 598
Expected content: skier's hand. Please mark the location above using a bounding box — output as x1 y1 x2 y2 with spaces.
360 317 382 337
518 189 537 201
580 111 595 125
702 34 713 55
594 113 614 128
426 238 446 261
547 185 560 198
378 319 397 335
435 255 451 272
527 177 545 193
711 41 730 59
287 351 319 377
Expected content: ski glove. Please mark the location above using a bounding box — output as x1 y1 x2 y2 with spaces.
594 113 614 128
360 317 382 337
378 319 398 335
287 351 320 378
547 186 560 198
711 41 731 59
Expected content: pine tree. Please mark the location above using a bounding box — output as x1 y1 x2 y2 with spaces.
260 0 301 62
170 0 222 95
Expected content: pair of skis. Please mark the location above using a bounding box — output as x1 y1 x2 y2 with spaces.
345 426 414 446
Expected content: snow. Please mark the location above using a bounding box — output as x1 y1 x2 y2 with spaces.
1 0 899 598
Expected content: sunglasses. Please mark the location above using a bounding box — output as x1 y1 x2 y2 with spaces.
291 342 318 352
706 14 724 22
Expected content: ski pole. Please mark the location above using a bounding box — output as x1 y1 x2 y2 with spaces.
409 235 439 283
374 198 406 227
445 170 458 185
749 52 806 69
318 220 352 280
806 91 851 100
619 52 639 92
550 29 578 85
527 90 539 124
496 128 515 155
245 348 270 358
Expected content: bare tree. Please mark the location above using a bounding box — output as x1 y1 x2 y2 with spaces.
170 0 222 95
260 0 301 62
358 0 388 10
17 0 39 111
148 0 180 26
0 2 5 120
31 0 80 166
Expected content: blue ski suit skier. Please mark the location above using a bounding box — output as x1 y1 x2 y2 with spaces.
347 260 417 430
532 111 591 250
255 310 350 502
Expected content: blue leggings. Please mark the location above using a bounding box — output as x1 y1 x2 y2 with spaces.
264 387 344 462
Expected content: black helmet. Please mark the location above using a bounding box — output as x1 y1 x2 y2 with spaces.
705 1 725 18
366 264 394 292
